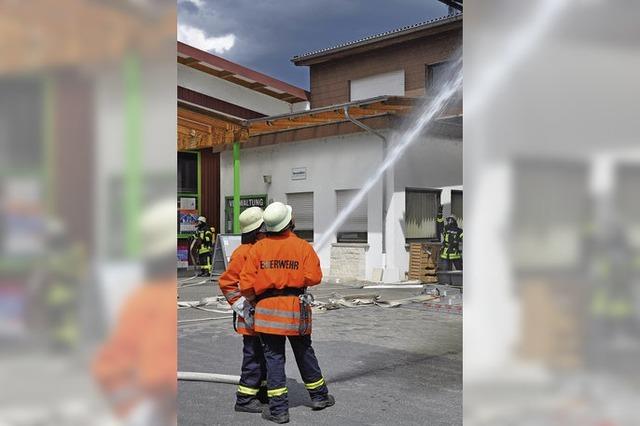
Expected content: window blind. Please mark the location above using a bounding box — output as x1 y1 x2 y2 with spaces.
286 192 313 230
405 190 440 239
336 189 367 233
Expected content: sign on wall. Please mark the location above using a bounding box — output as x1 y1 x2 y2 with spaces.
178 209 199 233
177 247 190 269
179 197 196 210
224 194 268 233
291 167 307 181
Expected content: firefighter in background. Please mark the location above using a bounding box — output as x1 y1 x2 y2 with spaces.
435 205 445 241
92 199 177 426
240 202 334 424
36 219 85 351
218 207 269 413
195 216 214 276
440 216 463 271
589 226 635 352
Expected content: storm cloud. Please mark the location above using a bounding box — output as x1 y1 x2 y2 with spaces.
178 0 449 88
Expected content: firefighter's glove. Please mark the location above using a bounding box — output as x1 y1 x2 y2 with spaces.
231 296 247 318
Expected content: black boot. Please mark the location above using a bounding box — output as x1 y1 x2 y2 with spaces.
261 409 290 424
257 386 269 404
310 394 335 411
234 398 264 413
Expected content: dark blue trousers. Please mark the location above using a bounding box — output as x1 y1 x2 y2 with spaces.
260 333 329 415
236 335 267 405
441 258 463 271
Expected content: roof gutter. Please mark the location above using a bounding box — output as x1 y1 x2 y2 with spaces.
292 14 462 65
344 105 389 261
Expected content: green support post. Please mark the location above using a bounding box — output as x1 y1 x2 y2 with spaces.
124 53 142 258
42 76 55 215
233 142 241 234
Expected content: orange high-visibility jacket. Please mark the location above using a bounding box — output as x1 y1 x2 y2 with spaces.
92 281 176 417
218 243 255 336
239 231 322 336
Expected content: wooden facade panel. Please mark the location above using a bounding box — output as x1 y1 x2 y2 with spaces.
178 117 214 150
200 150 221 233
309 28 461 108
54 72 94 253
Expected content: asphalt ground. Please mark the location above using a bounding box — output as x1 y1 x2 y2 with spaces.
178 274 462 425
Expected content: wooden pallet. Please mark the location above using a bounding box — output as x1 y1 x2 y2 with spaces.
408 242 441 281
518 280 583 369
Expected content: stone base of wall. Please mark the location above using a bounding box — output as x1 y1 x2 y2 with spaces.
329 243 368 280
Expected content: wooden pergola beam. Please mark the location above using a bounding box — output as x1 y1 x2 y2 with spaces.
290 116 331 124
243 96 419 139
250 122 299 131
307 110 349 120
248 112 393 137
362 103 412 112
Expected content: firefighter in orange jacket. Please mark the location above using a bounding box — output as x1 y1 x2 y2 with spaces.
218 206 268 413
240 202 334 424
92 200 177 425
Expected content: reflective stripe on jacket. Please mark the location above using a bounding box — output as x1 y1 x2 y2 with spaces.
440 228 463 260
218 244 256 336
239 231 322 336
197 228 214 254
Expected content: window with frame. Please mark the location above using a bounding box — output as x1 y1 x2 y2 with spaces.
451 189 463 228
286 192 314 242
427 61 450 92
349 70 405 101
336 189 368 243
426 61 462 103
405 188 441 241
178 151 198 194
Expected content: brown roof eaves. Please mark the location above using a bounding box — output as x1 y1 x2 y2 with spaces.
178 42 309 103
291 14 462 66
178 86 266 120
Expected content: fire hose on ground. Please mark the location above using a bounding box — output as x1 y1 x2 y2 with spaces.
178 292 449 381
177 289 451 325
178 372 240 384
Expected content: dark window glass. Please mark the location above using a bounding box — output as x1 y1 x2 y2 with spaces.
178 152 198 194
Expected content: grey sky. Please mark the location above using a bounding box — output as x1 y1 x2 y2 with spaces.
178 0 449 89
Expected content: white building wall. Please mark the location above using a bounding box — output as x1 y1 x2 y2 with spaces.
220 133 384 278
387 132 463 278
220 130 462 281
178 64 294 116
